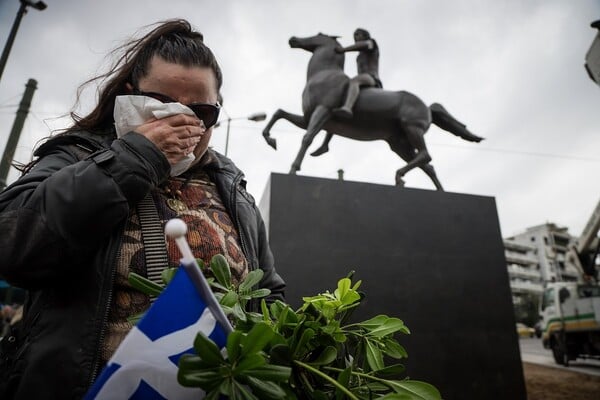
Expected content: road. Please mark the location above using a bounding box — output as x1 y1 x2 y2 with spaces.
519 337 600 377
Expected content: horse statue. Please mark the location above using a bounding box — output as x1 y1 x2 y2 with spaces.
261 33 483 191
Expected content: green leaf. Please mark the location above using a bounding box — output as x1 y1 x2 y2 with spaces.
383 339 408 359
232 302 247 322
226 330 243 361
357 315 388 329
312 390 329 400
204 390 221 400
178 354 213 371
248 288 271 299
209 281 229 292
293 328 315 358
261 299 271 322
127 312 144 325
244 364 292 381
335 278 351 300
377 395 410 400
310 346 337 366
241 322 274 356
356 381 390 393
388 380 442 400
369 317 407 338
374 363 406 377
239 269 264 292
218 378 233 396
245 376 287 400
233 380 260 400
269 300 286 319
340 291 361 307
335 367 352 400
246 312 265 324
193 331 224 365
128 272 164 297
230 381 260 400
233 353 266 373
177 369 222 388
269 344 293 365
335 278 361 307
210 254 232 287
280 306 299 324
161 267 177 285
365 339 384 371
220 291 239 307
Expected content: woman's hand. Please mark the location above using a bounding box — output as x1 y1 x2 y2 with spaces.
134 114 206 165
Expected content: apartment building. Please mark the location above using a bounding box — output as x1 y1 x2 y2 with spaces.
504 223 583 312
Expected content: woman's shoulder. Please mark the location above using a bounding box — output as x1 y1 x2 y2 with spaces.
33 129 115 158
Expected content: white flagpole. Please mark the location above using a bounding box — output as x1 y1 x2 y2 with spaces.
165 218 234 333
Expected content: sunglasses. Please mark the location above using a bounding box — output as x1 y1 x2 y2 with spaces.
132 88 221 128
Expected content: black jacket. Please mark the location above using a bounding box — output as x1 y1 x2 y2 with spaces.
0 130 285 399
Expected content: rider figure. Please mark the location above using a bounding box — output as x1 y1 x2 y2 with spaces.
333 28 382 119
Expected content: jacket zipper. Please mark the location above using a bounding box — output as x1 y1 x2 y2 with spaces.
229 172 262 313
230 172 250 268
89 225 124 386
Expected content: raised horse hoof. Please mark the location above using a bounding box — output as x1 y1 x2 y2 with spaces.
332 108 353 120
310 146 329 157
264 137 277 150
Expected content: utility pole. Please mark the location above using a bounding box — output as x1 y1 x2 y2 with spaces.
216 111 267 156
0 78 37 189
0 0 47 85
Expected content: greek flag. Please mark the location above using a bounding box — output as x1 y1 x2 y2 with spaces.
85 263 230 399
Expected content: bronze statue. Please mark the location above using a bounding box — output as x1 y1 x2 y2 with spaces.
262 33 483 190
333 28 382 119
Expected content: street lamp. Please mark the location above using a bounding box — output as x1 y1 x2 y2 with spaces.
0 0 48 85
215 111 267 156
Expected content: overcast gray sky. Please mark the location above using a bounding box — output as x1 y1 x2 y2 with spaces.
0 0 598 238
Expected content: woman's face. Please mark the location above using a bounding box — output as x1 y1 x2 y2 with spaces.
135 56 219 161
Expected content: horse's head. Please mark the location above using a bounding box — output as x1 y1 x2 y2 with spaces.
289 33 340 53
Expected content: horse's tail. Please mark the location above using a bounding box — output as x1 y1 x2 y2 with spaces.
429 103 483 142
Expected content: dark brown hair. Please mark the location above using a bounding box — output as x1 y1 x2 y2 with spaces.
70 18 222 134
15 19 222 174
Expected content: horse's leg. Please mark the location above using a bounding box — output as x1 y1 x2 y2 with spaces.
290 105 331 174
420 164 444 191
386 137 412 187
393 124 444 190
262 109 307 150
310 131 333 157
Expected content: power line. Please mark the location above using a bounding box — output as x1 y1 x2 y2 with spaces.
5 112 598 164
428 142 600 163
226 124 600 163
0 92 24 106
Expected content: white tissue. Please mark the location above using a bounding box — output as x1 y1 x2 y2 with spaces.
113 95 197 176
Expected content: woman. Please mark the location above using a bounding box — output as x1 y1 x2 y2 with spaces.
0 19 285 399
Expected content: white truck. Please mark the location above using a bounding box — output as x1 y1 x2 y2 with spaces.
540 282 600 365
539 198 600 365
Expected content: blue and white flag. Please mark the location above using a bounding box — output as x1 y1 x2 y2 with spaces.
85 264 229 399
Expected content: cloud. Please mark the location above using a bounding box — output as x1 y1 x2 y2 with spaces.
0 0 599 237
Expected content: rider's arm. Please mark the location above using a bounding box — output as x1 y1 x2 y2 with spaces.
335 39 374 53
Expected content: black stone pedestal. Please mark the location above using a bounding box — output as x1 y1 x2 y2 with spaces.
259 173 526 400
